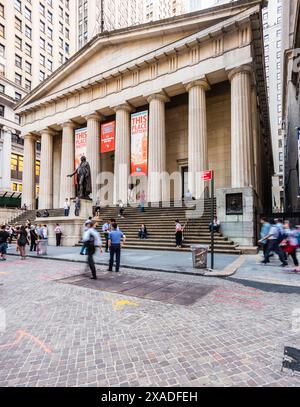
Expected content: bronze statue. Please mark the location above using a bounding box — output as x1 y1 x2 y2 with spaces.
67 156 92 199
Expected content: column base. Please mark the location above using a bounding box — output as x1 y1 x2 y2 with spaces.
216 187 259 247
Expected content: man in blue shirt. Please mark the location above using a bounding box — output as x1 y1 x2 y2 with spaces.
108 223 126 273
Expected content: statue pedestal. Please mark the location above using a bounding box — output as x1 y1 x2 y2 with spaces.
69 198 93 219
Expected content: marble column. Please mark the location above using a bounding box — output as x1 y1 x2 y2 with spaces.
59 121 76 207
113 104 131 204
53 135 62 208
228 65 253 188
186 79 210 199
86 113 102 203
22 134 37 209
1 128 12 191
39 129 54 209
147 93 169 203
251 86 259 194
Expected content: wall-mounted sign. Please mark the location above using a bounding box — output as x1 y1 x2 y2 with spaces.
226 193 243 215
101 121 115 153
75 127 87 170
131 111 148 176
201 170 213 181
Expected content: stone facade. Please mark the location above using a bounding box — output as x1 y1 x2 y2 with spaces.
15 1 273 245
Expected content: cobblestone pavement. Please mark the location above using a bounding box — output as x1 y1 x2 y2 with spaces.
0 256 300 387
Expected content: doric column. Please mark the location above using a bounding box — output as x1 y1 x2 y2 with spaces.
186 79 210 199
251 86 259 193
228 65 253 188
39 129 54 209
22 134 37 209
147 93 169 203
1 128 12 191
85 113 103 203
113 103 132 204
60 121 76 207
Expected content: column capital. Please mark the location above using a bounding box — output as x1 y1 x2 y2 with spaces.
146 93 170 104
60 120 77 129
23 133 39 142
227 64 253 82
39 128 56 137
113 103 133 113
185 78 210 92
85 112 104 122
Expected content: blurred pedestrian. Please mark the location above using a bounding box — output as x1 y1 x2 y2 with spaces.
82 221 102 280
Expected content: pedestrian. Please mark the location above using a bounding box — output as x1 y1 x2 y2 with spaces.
42 225 48 242
140 190 145 212
54 223 63 247
64 198 70 216
75 197 80 216
138 224 148 239
102 219 111 252
0 225 9 261
80 218 92 255
259 219 288 266
95 198 101 218
108 222 125 273
118 200 125 218
29 225 38 252
82 221 102 280
259 217 271 258
17 226 29 260
42 209 49 217
175 219 183 248
282 220 299 269
209 216 221 233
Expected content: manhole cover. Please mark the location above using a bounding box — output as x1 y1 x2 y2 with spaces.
282 347 300 373
57 273 214 306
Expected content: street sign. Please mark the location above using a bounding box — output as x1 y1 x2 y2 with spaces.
201 170 213 181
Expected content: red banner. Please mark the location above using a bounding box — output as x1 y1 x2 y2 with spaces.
201 170 213 181
75 128 87 169
131 111 148 176
101 121 115 153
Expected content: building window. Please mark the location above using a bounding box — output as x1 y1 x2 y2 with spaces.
59 53 63 63
47 10 52 23
0 63 5 76
65 28 69 40
39 54 45 66
24 6 31 21
15 0 21 12
15 114 21 124
59 37 63 49
15 36 22 50
39 2 45 16
15 17 22 31
15 73 22 85
47 27 52 39
65 43 69 54
47 0 53 6
25 78 31 90
0 104 4 116
0 23 4 37
39 70 45 81
47 43 52 55
25 25 32 39
11 154 23 180
59 22 63 33
0 83 4 93
0 4 4 18
59 6 63 17
15 54 22 68
15 92 22 101
47 59 52 71
65 13 69 25
25 43 32 56
279 152 283 162
25 61 31 74
40 37 45 49
40 20 45 32
0 43 4 57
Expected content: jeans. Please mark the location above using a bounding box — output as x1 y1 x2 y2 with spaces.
64 209 69 216
109 244 121 272
87 246 96 279
56 233 62 246
0 242 7 255
264 239 287 264
80 245 87 255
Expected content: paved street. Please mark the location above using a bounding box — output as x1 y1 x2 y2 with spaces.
0 255 300 387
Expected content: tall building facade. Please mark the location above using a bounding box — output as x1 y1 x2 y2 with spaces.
0 0 75 204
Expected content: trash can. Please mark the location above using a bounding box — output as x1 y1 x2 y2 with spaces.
36 239 48 256
191 245 208 269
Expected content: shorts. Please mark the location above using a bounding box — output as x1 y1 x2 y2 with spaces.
0 242 7 254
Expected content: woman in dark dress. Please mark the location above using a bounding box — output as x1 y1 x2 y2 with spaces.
17 226 29 260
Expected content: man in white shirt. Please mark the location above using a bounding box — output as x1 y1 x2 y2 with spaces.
64 199 70 216
82 221 102 279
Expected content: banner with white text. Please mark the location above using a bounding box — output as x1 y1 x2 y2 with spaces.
131 111 148 176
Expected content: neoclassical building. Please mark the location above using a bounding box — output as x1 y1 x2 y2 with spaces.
16 0 273 225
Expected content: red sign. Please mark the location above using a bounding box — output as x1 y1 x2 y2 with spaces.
101 121 115 153
131 111 148 176
201 170 213 181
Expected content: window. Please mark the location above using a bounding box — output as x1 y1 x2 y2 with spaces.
15 0 21 12
47 0 53 6
15 114 21 124
15 73 22 85
0 43 4 57
15 36 22 50
25 61 31 74
65 13 69 24
0 63 4 76
39 54 45 66
40 20 45 32
39 70 45 81
15 92 21 101
24 6 31 20
47 11 52 23
65 43 69 54
0 104 4 116
39 2 45 16
47 27 52 39
279 152 283 162
0 4 4 18
25 43 32 56
279 165 283 172
11 154 23 180
47 59 52 71
65 28 69 40
0 23 4 37
40 37 45 49
15 16 22 31
278 139 283 148
47 43 52 55
0 83 4 93
25 25 32 39
59 6 63 17
59 37 63 49
59 53 63 63
15 54 22 68
25 78 31 90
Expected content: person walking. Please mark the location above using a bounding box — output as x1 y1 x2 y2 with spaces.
17 226 29 260
64 199 70 216
82 221 102 280
0 225 9 261
42 225 48 242
259 217 271 258
29 225 38 252
282 220 299 269
102 220 111 252
260 219 288 266
175 219 183 248
138 224 148 239
54 224 63 247
108 222 125 273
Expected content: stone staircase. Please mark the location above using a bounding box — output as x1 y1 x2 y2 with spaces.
10 208 65 225
94 200 241 254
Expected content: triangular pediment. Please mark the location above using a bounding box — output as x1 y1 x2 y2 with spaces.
16 0 265 112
